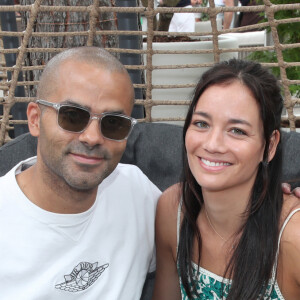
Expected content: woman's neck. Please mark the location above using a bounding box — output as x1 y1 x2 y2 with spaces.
202 184 253 240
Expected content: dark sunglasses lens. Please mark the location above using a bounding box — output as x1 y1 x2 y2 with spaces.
58 106 90 132
101 115 132 140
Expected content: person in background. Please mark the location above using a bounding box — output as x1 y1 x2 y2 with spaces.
156 0 181 31
152 59 300 299
0 46 161 300
235 0 264 31
168 0 202 33
214 0 234 29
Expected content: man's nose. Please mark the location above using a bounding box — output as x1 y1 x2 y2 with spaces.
78 118 105 147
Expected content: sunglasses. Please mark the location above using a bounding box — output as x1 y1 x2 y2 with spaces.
36 100 137 141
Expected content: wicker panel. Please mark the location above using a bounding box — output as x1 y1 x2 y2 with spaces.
0 0 299 144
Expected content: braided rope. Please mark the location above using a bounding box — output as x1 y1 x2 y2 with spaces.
0 0 299 144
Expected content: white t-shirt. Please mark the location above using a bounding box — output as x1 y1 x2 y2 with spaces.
169 5 196 33
214 0 225 6
0 158 161 300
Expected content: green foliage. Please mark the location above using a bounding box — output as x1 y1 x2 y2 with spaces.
200 0 209 21
249 0 300 97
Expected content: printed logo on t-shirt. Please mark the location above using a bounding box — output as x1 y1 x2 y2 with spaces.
55 261 109 292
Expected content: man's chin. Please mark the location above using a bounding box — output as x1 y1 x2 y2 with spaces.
66 180 101 192
63 173 106 192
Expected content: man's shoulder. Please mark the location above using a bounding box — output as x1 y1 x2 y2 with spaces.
117 162 142 171
116 163 161 192
0 161 17 182
104 163 161 200
116 163 157 184
0 162 20 205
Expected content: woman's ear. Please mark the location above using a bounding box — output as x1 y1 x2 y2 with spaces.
268 130 280 163
27 102 41 137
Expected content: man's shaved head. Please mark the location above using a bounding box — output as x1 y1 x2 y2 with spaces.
37 47 132 100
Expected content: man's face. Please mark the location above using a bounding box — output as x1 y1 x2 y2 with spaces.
36 60 134 191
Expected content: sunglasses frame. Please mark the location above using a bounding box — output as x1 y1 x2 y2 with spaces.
36 99 137 141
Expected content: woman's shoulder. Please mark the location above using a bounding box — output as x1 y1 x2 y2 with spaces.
280 194 300 235
280 194 300 257
155 183 183 255
281 194 300 223
278 195 300 292
157 183 182 218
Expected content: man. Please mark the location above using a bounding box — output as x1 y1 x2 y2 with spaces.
0 47 161 299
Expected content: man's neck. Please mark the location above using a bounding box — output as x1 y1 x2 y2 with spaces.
16 163 98 214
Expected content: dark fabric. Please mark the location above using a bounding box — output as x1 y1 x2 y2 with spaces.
236 0 263 31
121 122 183 191
0 133 38 177
140 271 156 300
162 0 181 7
176 0 191 7
281 131 300 190
240 0 250 6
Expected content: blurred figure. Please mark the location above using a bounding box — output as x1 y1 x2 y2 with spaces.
157 0 181 31
236 0 264 31
214 0 234 29
168 0 201 32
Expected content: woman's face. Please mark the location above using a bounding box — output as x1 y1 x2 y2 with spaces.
185 81 265 194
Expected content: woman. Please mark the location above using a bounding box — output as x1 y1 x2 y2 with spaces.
152 59 300 299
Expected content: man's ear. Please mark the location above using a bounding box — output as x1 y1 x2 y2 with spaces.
268 130 280 163
27 102 41 137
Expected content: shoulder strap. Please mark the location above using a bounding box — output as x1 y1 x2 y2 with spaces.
270 208 300 286
176 198 183 252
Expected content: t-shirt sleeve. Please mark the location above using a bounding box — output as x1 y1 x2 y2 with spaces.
148 244 156 273
146 177 161 273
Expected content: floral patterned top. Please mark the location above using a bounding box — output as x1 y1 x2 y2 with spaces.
177 203 300 300
179 263 284 299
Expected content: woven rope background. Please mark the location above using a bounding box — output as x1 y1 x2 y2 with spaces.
0 0 299 145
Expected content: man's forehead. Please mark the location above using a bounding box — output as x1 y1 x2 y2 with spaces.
56 59 130 82
58 58 105 73
48 63 133 101
45 57 133 106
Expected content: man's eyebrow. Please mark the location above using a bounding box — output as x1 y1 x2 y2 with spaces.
61 99 90 110
108 110 125 114
61 100 125 115
193 111 252 127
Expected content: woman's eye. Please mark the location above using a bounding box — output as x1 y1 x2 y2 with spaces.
231 128 246 135
195 121 209 129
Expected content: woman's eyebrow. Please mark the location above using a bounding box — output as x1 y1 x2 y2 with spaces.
228 118 252 127
193 111 211 119
194 111 252 127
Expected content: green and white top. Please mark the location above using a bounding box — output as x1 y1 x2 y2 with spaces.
177 202 300 299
